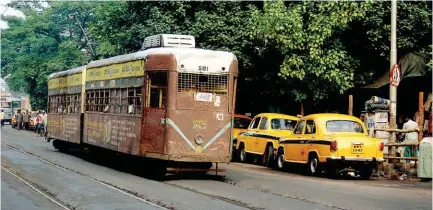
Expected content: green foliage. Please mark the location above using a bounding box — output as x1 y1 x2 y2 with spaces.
1 2 93 109
2 1 431 111
250 1 371 101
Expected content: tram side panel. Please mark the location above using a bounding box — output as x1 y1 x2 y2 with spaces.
58 114 81 144
47 114 60 140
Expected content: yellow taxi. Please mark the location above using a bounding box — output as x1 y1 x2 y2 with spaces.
231 114 252 160
29 111 38 130
235 113 299 166
11 114 17 128
233 114 252 139
276 113 384 179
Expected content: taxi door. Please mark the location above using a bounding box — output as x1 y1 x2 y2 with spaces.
299 120 316 162
244 116 261 153
255 117 269 154
285 120 305 162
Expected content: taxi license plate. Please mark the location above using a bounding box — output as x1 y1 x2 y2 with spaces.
351 144 364 154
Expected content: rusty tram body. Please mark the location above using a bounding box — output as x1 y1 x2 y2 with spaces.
47 34 238 176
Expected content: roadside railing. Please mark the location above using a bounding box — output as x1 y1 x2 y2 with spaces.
373 128 420 161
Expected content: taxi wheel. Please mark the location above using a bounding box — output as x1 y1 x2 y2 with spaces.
238 145 247 163
262 145 274 167
306 155 319 176
277 149 285 170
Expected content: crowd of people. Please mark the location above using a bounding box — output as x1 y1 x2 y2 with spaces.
8 109 47 136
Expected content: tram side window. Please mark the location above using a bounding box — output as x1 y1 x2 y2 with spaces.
65 93 81 114
86 87 142 115
48 95 68 113
146 72 167 109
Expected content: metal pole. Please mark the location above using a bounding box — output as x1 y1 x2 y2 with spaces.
349 95 353 116
418 92 424 142
389 0 397 156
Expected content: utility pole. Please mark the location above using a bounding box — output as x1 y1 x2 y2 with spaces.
389 0 397 156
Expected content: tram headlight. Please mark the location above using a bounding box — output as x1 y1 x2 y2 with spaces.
195 134 204 145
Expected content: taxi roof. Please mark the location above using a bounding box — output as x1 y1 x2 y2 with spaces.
234 114 252 120
254 113 299 121
300 113 361 122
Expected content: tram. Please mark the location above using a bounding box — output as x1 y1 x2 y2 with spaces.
47 34 238 177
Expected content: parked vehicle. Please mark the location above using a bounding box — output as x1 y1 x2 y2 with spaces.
0 100 13 124
231 114 252 160
234 113 299 166
11 113 17 128
29 112 38 131
232 114 252 143
276 113 384 179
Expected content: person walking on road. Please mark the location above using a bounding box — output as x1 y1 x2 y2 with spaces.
0 110 5 127
23 111 30 130
16 110 23 130
40 110 47 137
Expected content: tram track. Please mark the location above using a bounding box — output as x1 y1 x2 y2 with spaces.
2 165 73 210
1 142 257 210
1 142 170 210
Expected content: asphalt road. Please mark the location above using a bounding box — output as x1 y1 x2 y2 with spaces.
1 126 431 210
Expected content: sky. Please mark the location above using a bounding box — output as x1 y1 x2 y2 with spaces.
0 0 25 29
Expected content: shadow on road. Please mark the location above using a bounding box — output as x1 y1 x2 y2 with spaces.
56 147 226 182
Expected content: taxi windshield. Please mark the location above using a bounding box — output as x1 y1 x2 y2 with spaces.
233 117 251 129
326 120 364 133
271 118 297 130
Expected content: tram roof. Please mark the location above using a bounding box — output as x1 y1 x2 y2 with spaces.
86 47 237 70
48 66 85 79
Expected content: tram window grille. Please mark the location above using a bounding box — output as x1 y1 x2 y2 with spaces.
146 72 167 109
85 87 142 115
177 73 228 94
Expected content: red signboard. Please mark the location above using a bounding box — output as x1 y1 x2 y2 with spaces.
389 64 401 86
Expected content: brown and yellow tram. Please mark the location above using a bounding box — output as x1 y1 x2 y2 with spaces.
47 34 238 176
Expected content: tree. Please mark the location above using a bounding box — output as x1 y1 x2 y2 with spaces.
249 1 373 102
1 2 94 109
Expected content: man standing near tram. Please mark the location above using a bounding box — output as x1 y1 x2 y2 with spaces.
0 110 5 127
16 110 23 130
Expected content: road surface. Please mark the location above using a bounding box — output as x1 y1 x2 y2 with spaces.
1 126 431 210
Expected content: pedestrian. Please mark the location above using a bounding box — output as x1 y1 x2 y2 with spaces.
16 110 23 130
35 111 41 133
418 113 432 182
23 110 30 130
400 114 419 162
40 110 47 137
0 110 5 127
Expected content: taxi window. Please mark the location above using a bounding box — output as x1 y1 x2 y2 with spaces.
233 117 252 129
271 118 296 130
259 117 268 130
326 120 364 133
305 120 316 134
293 121 305 134
250 117 261 129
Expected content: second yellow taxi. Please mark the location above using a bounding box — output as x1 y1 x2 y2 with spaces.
276 113 384 179
234 113 299 166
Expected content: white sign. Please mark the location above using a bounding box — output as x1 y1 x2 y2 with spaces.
195 92 213 102
216 113 224 121
374 112 389 123
214 96 221 107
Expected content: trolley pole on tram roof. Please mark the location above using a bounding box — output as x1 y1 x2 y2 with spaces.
389 0 398 156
